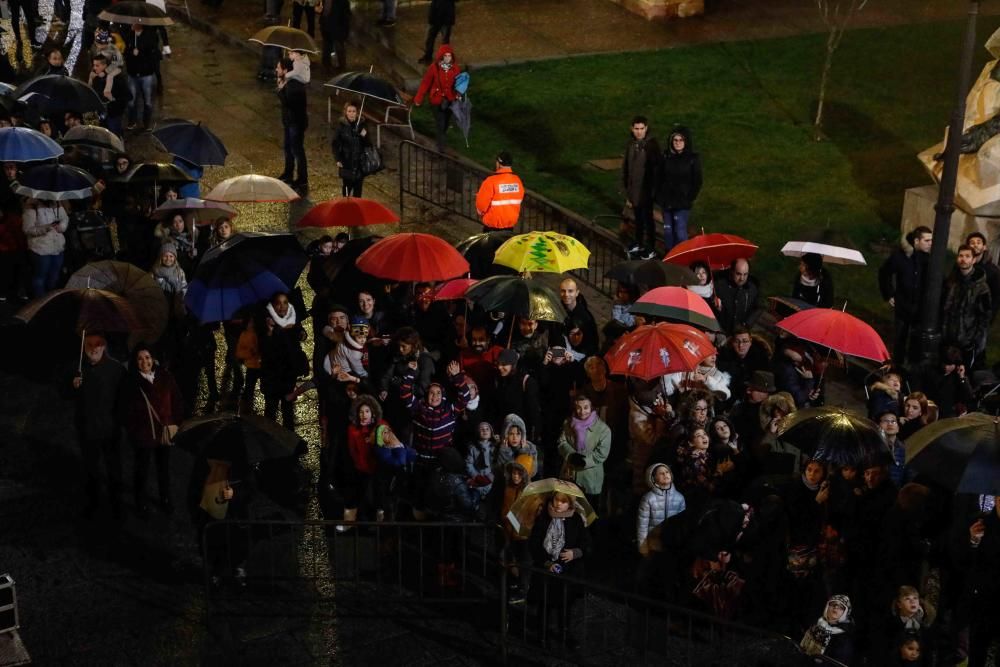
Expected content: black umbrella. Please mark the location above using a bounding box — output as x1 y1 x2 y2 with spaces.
905 413 1000 495
777 407 887 467
176 413 306 463
14 75 106 115
14 163 96 201
608 259 698 288
61 124 125 153
98 0 173 25
325 71 403 106
465 275 567 323
321 235 381 283
152 119 228 167
455 231 516 279
117 162 196 185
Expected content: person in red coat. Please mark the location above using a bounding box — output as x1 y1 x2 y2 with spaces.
121 344 184 517
339 394 384 530
414 44 460 152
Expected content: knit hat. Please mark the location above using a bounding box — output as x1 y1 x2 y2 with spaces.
96 28 111 44
349 315 369 331
160 242 177 257
497 348 519 366
825 595 851 622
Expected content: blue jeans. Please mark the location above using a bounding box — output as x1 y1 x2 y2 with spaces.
382 0 397 20
283 123 308 182
29 251 63 297
127 74 156 126
663 208 690 251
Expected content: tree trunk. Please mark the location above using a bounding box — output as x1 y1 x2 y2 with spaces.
813 29 838 138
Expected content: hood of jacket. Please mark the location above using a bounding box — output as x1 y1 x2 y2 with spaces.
505 453 535 482
646 462 674 491
667 125 694 155
436 44 456 65
502 412 528 443
759 391 796 430
350 394 382 427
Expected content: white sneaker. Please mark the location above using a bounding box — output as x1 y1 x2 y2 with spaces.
640 249 657 260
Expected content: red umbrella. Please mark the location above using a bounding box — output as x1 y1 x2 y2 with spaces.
776 308 890 363
663 233 757 270
433 278 477 301
604 322 716 381
629 286 720 332
356 233 470 282
295 197 400 229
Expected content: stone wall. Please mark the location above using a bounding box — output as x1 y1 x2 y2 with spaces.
611 0 705 21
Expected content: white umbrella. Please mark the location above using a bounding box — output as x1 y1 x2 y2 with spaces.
781 241 866 266
204 174 299 203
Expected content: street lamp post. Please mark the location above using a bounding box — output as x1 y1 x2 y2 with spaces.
920 0 982 365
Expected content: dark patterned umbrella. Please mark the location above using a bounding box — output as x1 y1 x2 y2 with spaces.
14 75 106 114
905 412 1000 495
778 407 887 467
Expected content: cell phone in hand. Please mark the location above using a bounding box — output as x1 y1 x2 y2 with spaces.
549 346 566 358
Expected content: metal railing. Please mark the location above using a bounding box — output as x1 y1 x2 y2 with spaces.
499 564 846 667
398 140 628 298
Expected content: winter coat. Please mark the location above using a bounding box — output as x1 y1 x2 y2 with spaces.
712 270 763 334
878 245 929 324
528 509 591 578
428 0 456 25
123 27 161 77
425 449 478 522
716 341 770 399
414 45 460 107
22 203 68 256
941 264 992 353
121 368 184 448
279 78 308 129
557 414 612 495
330 331 368 379
260 321 309 396
332 118 369 175
867 381 900 419
401 372 469 454
465 437 494 498
501 457 532 540
90 69 131 117
621 135 661 208
346 395 382 475
658 127 702 210
380 349 435 398
491 371 541 441
791 268 834 308
495 413 539 477
637 463 687 552
235 328 261 370
74 354 126 441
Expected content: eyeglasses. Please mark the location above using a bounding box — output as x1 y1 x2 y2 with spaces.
880 418 898 425
693 406 708 412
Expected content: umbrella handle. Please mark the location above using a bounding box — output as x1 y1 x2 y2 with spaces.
78 328 86 375
507 314 516 348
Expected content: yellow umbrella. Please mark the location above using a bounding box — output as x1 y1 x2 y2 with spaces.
493 231 591 274
505 478 597 538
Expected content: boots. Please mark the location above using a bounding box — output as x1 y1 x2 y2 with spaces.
336 507 357 533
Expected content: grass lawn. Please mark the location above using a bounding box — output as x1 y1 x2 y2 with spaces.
414 18 1000 342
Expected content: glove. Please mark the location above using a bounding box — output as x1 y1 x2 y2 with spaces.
162 45 171 57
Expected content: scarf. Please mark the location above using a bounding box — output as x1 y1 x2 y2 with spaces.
542 505 573 561
689 283 714 299
896 606 925 632
800 616 846 656
140 371 155 384
266 302 297 328
465 394 481 411
571 411 598 453
440 61 452 72
799 274 819 288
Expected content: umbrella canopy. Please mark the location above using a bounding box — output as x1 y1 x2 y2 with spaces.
456 231 516 279
505 478 596 538
249 26 319 54
778 407 887 467
176 412 306 463
13 163 96 201
464 275 567 322
117 162 196 185
781 241 866 266
604 322 716 380
776 308 890 363
16 287 143 333
320 235 381 283
905 413 1000 495
449 97 472 148
608 259 698 288
493 231 591 274
356 233 469 282
0 126 63 162
205 174 299 203
324 71 403 106
629 286 721 331
433 278 477 301
60 124 125 153
152 197 237 225
295 197 399 228
152 119 228 167
98 0 173 25
66 261 168 344
14 75 106 114
663 232 758 271
186 232 308 322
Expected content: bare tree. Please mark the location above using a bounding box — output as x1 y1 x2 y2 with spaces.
814 0 869 137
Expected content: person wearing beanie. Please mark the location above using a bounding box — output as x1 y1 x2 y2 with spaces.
152 242 188 300
791 252 834 308
800 595 855 663
475 149 524 231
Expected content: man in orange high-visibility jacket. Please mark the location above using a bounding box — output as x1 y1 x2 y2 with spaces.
476 151 524 231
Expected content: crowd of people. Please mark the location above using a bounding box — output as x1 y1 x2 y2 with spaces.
2 10 999 667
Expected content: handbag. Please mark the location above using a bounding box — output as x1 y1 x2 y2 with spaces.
139 386 177 446
360 145 384 177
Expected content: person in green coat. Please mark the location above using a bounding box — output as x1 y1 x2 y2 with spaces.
557 393 612 509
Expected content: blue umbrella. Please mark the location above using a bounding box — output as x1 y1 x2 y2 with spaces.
185 232 307 322
14 163 96 201
152 119 228 167
0 126 63 163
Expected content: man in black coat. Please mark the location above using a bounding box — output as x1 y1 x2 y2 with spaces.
716 327 770 410
419 0 455 64
124 24 162 130
941 245 992 369
559 278 599 355
878 226 931 364
713 259 763 335
72 333 126 517
276 57 309 188
492 348 541 442
965 231 1000 322
622 115 662 259
955 496 1000 667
